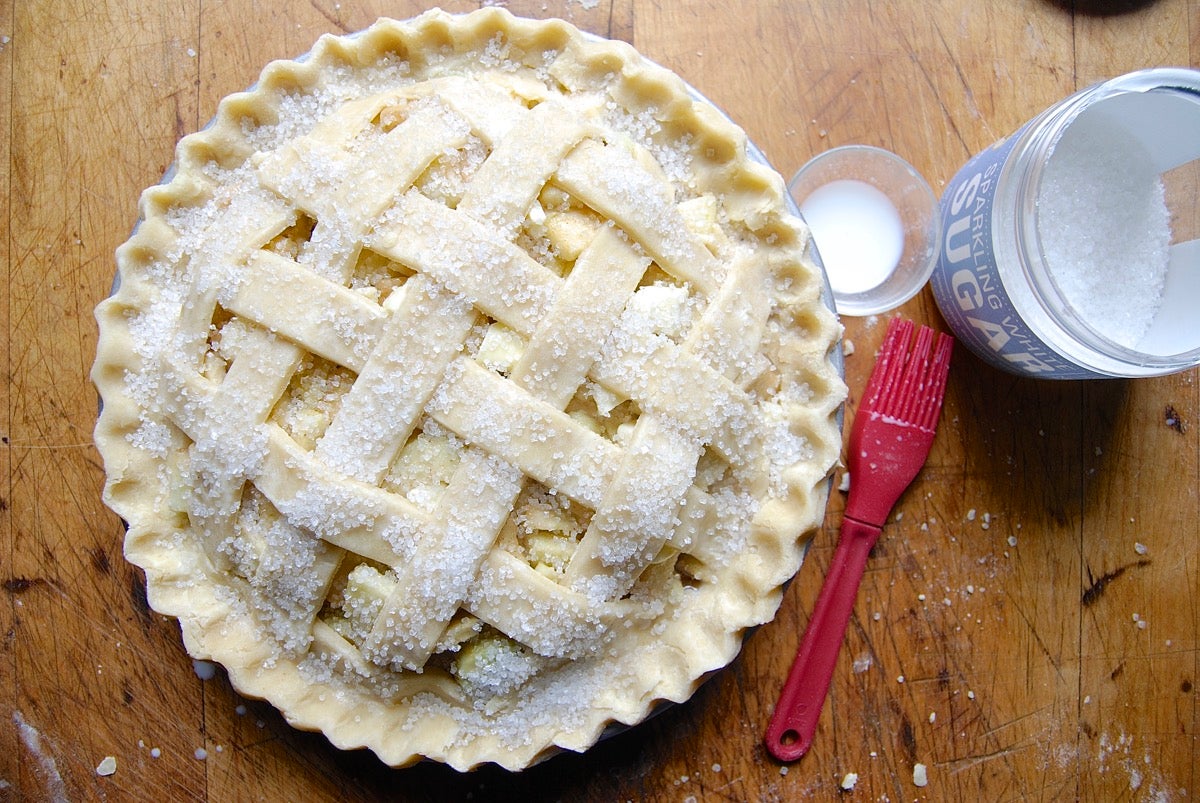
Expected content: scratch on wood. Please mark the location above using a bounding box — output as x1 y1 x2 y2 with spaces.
603 0 637 45
898 713 916 763
942 740 1034 775
4 576 49 594
130 573 153 628
977 706 1051 742
928 20 980 150
309 0 352 33
1006 594 1063 674
1081 559 1152 607
0 441 93 450
90 546 112 575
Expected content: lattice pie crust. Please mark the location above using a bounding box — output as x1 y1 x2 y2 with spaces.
92 8 845 770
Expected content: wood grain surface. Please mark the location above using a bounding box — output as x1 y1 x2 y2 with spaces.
3 0 1197 800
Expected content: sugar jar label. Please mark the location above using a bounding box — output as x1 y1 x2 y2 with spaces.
930 132 1104 379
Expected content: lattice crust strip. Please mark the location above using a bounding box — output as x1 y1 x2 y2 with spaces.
93 7 846 772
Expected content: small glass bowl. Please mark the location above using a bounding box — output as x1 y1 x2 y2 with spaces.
789 145 941 316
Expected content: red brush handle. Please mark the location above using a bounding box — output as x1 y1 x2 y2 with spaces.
764 516 880 762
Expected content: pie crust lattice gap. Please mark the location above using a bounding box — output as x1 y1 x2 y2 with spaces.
92 8 846 771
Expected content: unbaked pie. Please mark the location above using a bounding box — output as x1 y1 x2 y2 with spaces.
92 8 845 770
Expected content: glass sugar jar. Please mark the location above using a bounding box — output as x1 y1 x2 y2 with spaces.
930 68 1200 379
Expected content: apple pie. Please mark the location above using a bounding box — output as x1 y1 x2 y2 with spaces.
92 7 845 770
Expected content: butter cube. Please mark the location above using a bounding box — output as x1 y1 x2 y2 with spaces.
390 431 462 492
526 531 576 571
544 210 600 262
627 283 692 339
476 322 525 374
678 194 728 251
328 564 395 645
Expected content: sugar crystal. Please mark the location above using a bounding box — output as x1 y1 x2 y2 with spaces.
1038 105 1171 350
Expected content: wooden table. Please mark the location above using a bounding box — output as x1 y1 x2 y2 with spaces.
3 0 1196 800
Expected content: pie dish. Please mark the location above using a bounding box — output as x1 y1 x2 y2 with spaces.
92 8 845 771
